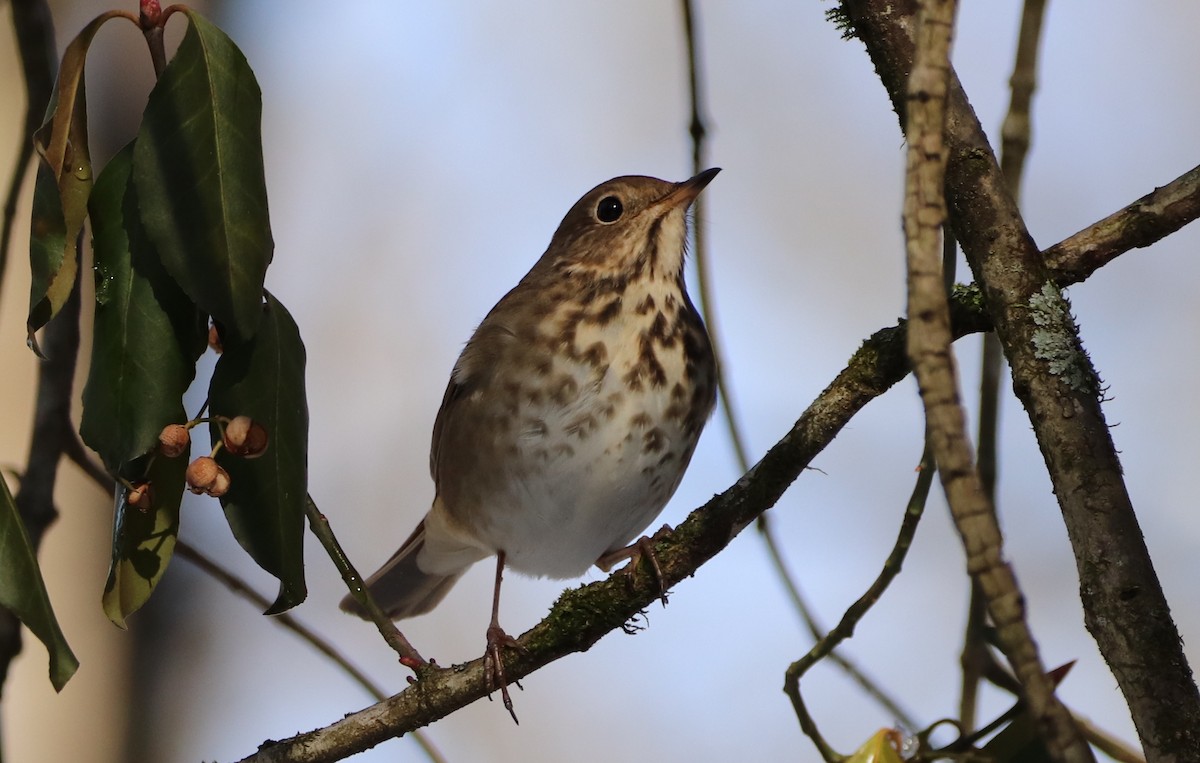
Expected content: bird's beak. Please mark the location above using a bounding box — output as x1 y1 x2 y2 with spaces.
657 167 721 210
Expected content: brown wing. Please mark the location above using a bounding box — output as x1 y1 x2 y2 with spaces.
428 319 519 485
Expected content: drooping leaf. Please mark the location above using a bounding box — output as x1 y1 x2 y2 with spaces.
132 9 272 343
0 473 78 690
81 142 207 474
209 293 307 613
102 452 187 628
27 11 128 348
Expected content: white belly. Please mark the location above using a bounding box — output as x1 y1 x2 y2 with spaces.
485 374 696 578
434 279 714 579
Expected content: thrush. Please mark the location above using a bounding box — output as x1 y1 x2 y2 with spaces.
343 168 720 718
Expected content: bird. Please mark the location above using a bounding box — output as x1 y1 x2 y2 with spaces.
342 168 720 719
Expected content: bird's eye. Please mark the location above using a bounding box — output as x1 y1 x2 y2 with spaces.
596 196 624 223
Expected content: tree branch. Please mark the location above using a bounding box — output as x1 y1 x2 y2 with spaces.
1 273 80 689
679 0 916 730
840 1 1200 759
0 0 59 701
784 445 932 760
901 1 1086 759
230 172 1191 760
0 0 57 301
963 0 1049 734
1043 162 1200 287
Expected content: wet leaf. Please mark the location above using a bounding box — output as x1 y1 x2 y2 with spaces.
27 11 129 348
80 142 206 473
133 10 272 343
0 474 78 690
209 294 307 612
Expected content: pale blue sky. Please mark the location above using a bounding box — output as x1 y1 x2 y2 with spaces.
5 3 1200 761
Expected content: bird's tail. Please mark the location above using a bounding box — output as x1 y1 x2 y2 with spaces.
339 518 476 620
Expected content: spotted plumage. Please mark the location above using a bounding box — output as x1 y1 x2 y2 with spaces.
341 169 721 718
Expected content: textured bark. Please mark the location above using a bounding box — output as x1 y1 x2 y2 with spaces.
841 2 1200 760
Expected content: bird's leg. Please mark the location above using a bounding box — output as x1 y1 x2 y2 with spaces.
484 551 525 724
595 524 672 605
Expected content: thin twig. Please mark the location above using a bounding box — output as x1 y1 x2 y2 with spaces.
759 528 917 729
678 0 748 472
0 0 57 303
229 178 1190 760
176 543 390 702
962 0 1049 733
678 0 916 731
900 0 1089 760
66 438 449 763
175 544 450 763
2 263 81 692
784 446 933 760
1075 714 1147 763
998 0 1047 196
1043 162 1200 286
844 1 1200 750
304 496 427 668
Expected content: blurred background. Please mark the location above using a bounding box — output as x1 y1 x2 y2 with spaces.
2 2 1199 761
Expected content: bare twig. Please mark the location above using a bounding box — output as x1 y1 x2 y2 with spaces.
962 0 1049 733
229 172 1191 758
1076 714 1147 763
841 0 1200 758
175 544 449 763
176 543 389 702
1043 162 1200 286
0 0 57 302
679 0 916 730
678 0 748 472
760 526 917 729
1 268 80 693
998 0 1048 195
304 497 427 668
900 1 1088 760
784 446 933 760
66 441 449 762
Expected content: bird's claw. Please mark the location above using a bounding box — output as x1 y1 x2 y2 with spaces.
484 625 527 724
597 524 672 606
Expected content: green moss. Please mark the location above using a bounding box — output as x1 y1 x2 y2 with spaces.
951 282 985 311
825 5 856 40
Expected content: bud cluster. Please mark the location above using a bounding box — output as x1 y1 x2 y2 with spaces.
122 415 270 508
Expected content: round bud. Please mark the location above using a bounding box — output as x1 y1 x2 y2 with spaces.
158 423 191 458
223 415 269 459
127 482 154 510
186 456 220 495
208 324 223 354
209 465 232 497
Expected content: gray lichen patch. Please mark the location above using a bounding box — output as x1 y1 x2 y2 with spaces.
1028 282 1100 397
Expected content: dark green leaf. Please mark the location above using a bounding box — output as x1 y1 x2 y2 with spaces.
80 142 207 474
132 10 272 342
102 453 186 628
0 474 78 690
209 294 307 613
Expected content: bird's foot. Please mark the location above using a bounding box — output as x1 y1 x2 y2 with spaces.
596 524 672 606
484 624 527 724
